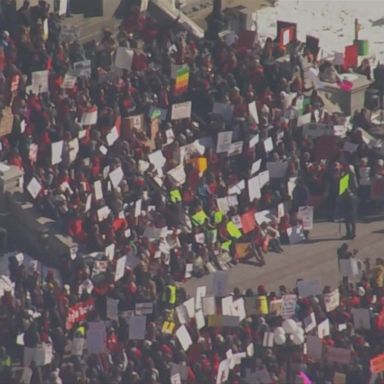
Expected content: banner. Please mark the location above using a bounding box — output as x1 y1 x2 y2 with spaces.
371 353 384 374
297 206 314 231
66 298 95 329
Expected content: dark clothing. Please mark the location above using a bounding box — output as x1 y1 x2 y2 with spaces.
342 193 358 238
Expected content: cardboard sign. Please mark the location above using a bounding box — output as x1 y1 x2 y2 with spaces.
31 70 49 94
339 258 359 278
129 315 146 340
86 321 106 354
266 161 288 178
306 335 323 361
106 298 119 321
248 175 261 201
171 101 192 120
74 60 91 77
0 107 14 137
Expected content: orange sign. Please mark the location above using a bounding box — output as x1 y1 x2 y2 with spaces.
371 353 384 374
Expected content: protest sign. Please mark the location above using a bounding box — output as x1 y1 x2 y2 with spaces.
334 373 347 384
135 302 153 315
244 296 269 316
248 175 261 201
175 325 192 351
202 296 216 316
207 315 240 327
51 141 63 165
171 101 192 120
297 206 314 231
109 166 124 188
240 211 256 234
281 294 297 319
195 310 205 330
195 286 207 310
97 206 111 222
248 101 259 124
303 312 317 333
318 319 330 338
115 47 134 70
221 296 233 316
232 298 246 321
0 107 14 137
258 170 270 188
31 70 49 94
61 74 77 89
263 137 274 152
27 178 42 199
114 256 127 282
212 271 228 297
250 159 262 175
324 289 340 312
74 60 91 77
269 299 283 315
228 141 244 157
66 298 95 330
216 131 233 153
81 107 98 126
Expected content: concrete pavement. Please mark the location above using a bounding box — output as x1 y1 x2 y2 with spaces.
183 218 384 296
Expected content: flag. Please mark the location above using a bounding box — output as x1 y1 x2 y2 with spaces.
175 65 189 95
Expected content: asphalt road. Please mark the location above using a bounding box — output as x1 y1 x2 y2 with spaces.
183 218 384 296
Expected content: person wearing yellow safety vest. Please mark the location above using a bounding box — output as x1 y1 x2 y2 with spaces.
161 277 177 310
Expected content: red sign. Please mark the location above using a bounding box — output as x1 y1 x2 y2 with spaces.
65 297 95 330
371 353 384 374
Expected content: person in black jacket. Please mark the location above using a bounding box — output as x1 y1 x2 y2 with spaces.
341 188 359 239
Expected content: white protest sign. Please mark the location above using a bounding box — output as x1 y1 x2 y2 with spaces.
228 141 244 157
303 312 317 333
318 319 330 339
195 309 205 330
196 286 207 310
202 296 216 316
129 315 146 340
109 167 124 188
216 131 233 153
27 177 42 199
171 101 192 120
248 175 261 201
258 170 270 188
249 134 259 148
135 302 153 315
73 60 92 77
324 289 340 312
251 159 262 175
106 126 119 146
51 140 63 165
115 47 134 70
81 108 98 126
232 298 246 321
216 359 230 384
281 294 297 319
114 256 127 282
297 206 314 231
61 73 77 89
183 297 195 319
248 101 259 124
212 271 228 297
31 70 49 94
263 137 273 153
175 325 193 351
148 150 166 170
228 180 245 195
167 165 186 186
221 296 233 316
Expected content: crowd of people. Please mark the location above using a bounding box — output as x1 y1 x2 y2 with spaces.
0 0 383 383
